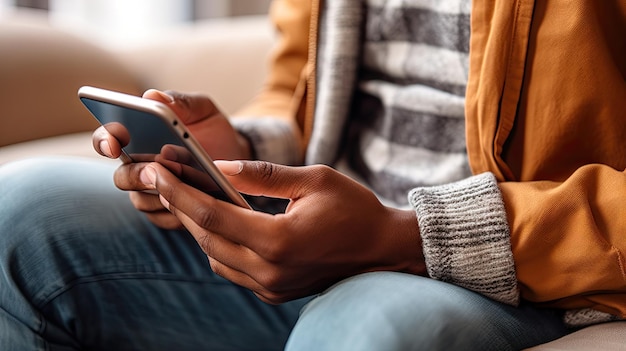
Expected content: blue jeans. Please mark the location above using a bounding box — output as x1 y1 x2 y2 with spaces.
0 158 568 350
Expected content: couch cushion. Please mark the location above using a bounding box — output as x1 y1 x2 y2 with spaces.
0 132 105 165
0 11 143 147
524 322 626 351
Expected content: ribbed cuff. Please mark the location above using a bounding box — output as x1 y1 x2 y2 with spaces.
408 172 519 305
564 309 621 328
231 117 301 165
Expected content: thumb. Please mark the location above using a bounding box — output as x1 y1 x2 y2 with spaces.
142 89 222 125
215 160 308 200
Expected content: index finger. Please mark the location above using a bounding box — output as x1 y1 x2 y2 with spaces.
148 163 275 249
143 89 221 125
92 122 129 159
114 162 157 192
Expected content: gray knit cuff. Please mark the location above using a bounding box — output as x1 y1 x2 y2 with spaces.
231 117 301 165
408 172 519 306
564 309 622 328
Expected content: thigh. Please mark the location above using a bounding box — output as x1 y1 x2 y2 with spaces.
286 272 568 351
0 157 308 351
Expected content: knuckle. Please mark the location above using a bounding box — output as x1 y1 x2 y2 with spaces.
260 239 289 264
257 268 285 292
251 161 276 182
307 164 335 186
194 206 221 231
197 233 214 256
177 95 193 111
164 90 186 104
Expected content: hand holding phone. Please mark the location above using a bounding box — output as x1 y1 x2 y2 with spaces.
79 86 251 210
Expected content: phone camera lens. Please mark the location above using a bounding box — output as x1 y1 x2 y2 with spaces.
183 132 189 139
172 120 178 126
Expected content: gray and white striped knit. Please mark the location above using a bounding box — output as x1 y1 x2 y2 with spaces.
233 0 520 308
341 0 473 206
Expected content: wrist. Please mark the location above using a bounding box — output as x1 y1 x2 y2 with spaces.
236 131 255 160
386 207 428 276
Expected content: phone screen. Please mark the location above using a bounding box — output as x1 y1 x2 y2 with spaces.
81 97 242 206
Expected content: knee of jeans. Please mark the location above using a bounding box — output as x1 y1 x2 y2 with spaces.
0 159 56 236
286 272 512 351
1 157 117 219
0 158 119 278
1 158 89 236
0 158 126 307
1 157 123 230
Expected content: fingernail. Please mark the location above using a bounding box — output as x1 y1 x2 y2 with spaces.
151 89 175 103
159 195 171 211
99 140 113 157
140 165 157 186
215 160 243 175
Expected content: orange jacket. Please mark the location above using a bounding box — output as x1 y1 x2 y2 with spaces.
240 0 626 317
467 1 626 317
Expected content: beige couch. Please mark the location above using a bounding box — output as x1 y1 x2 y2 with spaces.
1 9 624 351
0 9 273 163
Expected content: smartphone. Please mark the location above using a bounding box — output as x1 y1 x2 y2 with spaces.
78 85 251 210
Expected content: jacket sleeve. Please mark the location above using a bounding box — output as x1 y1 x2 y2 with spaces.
232 0 313 165
500 167 626 315
408 167 626 327
462 0 626 324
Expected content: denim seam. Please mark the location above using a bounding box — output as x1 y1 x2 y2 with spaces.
36 272 231 310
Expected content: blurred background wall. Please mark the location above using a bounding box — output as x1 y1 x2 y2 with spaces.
0 0 272 47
